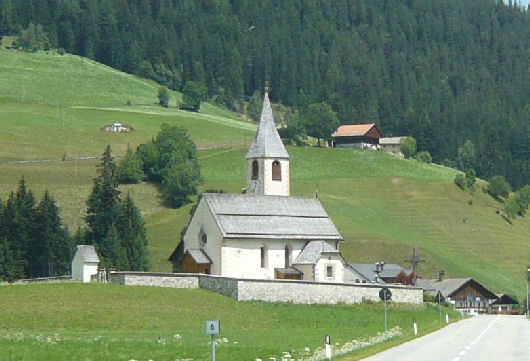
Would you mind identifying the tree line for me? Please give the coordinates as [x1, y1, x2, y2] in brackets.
[0, 0, 528, 187]
[0, 178, 72, 281]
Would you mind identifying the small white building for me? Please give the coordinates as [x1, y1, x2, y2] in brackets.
[170, 88, 354, 283]
[72, 245, 100, 283]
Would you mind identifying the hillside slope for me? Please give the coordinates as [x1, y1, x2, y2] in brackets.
[0, 51, 528, 301]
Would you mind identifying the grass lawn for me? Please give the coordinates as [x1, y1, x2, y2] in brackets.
[0, 283, 461, 361]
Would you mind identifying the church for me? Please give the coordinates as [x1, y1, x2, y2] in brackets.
[170, 88, 354, 283]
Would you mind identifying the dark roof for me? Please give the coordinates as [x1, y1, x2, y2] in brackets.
[246, 92, 289, 159]
[186, 249, 212, 264]
[275, 267, 303, 276]
[426, 278, 497, 300]
[202, 193, 343, 240]
[492, 294, 518, 305]
[348, 263, 411, 282]
[294, 241, 340, 265]
[75, 245, 99, 263]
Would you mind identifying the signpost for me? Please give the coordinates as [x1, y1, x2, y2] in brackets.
[206, 320, 220, 361]
[379, 287, 392, 338]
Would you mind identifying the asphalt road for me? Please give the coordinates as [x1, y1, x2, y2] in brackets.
[361, 315, 529, 361]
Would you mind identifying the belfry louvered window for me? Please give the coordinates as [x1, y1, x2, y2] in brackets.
[272, 160, 281, 180]
[252, 160, 259, 179]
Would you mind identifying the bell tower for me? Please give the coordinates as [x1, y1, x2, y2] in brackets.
[246, 84, 290, 196]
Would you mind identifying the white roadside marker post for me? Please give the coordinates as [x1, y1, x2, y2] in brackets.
[206, 320, 220, 361]
[325, 335, 331, 360]
[446, 313, 449, 324]
[413, 318, 418, 336]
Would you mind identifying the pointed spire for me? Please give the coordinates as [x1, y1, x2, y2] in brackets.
[246, 84, 289, 159]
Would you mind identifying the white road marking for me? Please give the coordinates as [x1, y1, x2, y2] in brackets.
[452, 316, 500, 361]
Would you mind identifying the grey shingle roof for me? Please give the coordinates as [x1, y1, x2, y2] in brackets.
[348, 263, 410, 282]
[426, 278, 472, 297]
[76, 245, 99, 263]
[245, 92, 289, 159]
[187, 249, 212, 264]
[294, 241, 340, 265]
[203, 193, 342, 240]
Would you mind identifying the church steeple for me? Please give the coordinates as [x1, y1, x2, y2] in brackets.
[246, 85, 290, 196]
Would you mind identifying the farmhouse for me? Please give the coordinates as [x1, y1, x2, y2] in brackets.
[170, 89, 352, 283]
[425, 277, 497, 314]
[331, 123, 383, 149]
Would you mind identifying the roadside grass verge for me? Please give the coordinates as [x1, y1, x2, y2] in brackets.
[0, 283, 460, 360]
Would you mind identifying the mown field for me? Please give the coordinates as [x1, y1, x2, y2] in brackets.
[0, 283, 460, 361]
[0, 50, 528, 304]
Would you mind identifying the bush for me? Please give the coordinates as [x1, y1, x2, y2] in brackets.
[57, 48, 65, 55]
[465, 169, 476, 189]
[416, 151, 432, 163]
[454, 174, 466, 189]
[486, 175, 511, 200]
[400, 137, 417, 159]
[514, 185, 530, 216]
[157, 87, 170, 108]
[180, 81, 206, 112]
[117, 146, 144, 184]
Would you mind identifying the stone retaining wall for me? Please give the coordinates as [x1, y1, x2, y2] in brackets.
[109, 272, 199, 289]
[108, 272, 423, 304]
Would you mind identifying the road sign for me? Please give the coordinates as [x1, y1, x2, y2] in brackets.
[379, 287, 392, 301]
[206, 320, 220, 335]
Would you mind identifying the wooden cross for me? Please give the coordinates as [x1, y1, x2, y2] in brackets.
[404, 247, 425, 286]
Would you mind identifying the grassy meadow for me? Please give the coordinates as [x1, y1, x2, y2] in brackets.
[0, 283, 460, 361]
[0, 49, 528, 304]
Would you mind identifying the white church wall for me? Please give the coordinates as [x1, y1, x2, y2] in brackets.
[183, 198, 224, 274]
[222, 239, 306, 279]
[263, 158, 290, 196]
[314, 256, 346, 283]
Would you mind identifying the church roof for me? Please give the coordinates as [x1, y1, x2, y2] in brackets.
[294, 241, 340, 265]
[202, 193, 342, 240]
[186, 249, 212, 265]
[246, 92, 289, 159]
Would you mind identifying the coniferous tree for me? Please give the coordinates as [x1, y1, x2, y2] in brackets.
[115, 192, 148, 271]
[86, 145, 120, 250]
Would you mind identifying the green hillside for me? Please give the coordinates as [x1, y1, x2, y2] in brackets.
[0, 283, 459, 361]
[0, 51, 528, 302]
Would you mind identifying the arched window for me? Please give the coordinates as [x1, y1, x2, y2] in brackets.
[284, 245, 290, 268]
[252, 160, 259, 179]
[272, 160, 281, 181]
[199, 229, 207, 246]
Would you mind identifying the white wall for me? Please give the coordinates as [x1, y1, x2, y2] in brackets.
[82, 263, 98, 283]
[263, 158, 290, 196]
[314, 256, 345, 283]
[183, 198, 224, 274]
[222, 239, 305, 279]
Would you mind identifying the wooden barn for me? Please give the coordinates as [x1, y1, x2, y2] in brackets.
[331, 124, 383, 149]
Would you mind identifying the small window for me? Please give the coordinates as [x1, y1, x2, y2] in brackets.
[326, 266, 334, 278]
[252, 160, 259, 179]
[201, 233, 207, 245]
[272, 160, 281, 180]
[284, 245, 290, 268]
[261, 246, 267, 268]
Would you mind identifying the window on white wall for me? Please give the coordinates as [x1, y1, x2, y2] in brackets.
[261, 245, 268, 268]
[326, 265, 334, 278]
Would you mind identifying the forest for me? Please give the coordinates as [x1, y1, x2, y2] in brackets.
[0, 0, 528, 188]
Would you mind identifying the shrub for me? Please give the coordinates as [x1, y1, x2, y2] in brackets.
[57, 48, 65, 55]
[157, 87, 170, 108]
[416, 151, 432, 163]
[400, 136, 417, 159]
[180, 81, 206, 112]
[486, 175, 511, 200]
[465, 169, 476, 189]
[454, 174, 466, 189]
[514, 185, 530, 216]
